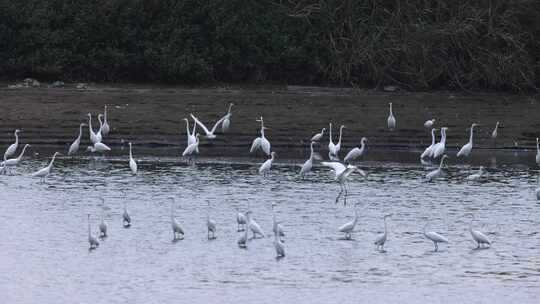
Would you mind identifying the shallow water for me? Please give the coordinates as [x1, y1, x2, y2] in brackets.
[1, 156, 539, 303]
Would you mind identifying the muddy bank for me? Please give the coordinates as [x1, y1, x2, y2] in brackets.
[0, 84, 539, 160]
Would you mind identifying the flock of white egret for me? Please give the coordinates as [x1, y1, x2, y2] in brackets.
[3, 101, 540, 258]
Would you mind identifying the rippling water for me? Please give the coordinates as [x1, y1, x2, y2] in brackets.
[1, 155, 539, 303]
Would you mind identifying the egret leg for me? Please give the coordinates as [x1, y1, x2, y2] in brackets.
[434, 242, 438, 252]
[336, 184, 343, 204]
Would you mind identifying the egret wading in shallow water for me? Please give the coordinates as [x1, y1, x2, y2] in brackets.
[300, 142, 317, 177]
[311, 128, 325, 142]
[424, 119, 435, 128]
[170, 197, 184, 240]
[259, 152, 276, 176]
[426, 155, 449, 181]
[432, 127, 448, 159]
[128, 142, 137, 174]
[322, 161, 366, 205]
[2, 144, 30, 173]
[184, 118, 197, 147]
[250, 117, 271, 156]
[4, 129, 21, 160]
[423, 221, 449, 252]
[344, 137, 367, 163]
[466, 166, 485, 181]
[221, 103, 234, 133]
[68, 123, 86, 156]
[468, 214, 491, 249]
[457, 123, 479, 158]
[328, 124, 345, 160]
[206, 201, 216, 240]
[88, 214, 99, 250]
[182, 134, 200, 164]
[274, 228, 285, 258]
[374, 214, 392, 251]
[86, 142, 111, 156]
[122, 201, 131, 228]
[246, 210, 265, 238]
[338, 204, 360, 239]
[31, 152, 61, 181]
[491, 121, 499, 140]
[536, 138, 540, 167]
[271, 203, 285, 242]
[190, 113, 226, 140]
[99, 198, 108, 238]
[421, 128, 438, 159]
[87, 113, 102, 144]
[101, 105, 110, 136]
[387, 102, 396, 130]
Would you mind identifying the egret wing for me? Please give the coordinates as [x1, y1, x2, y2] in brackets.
[190, 114, 211, 135]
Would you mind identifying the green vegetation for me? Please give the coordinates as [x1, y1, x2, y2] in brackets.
[1, 0, 538, 90]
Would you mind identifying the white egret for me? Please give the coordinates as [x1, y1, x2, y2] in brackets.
[31, 152, 61, 180]
[1, 144, 30, 172]
[184, 118, 197, 147]
[4, 129, 21, 160]
[190, 113, 226, 140]
[99, 198, 108, 238]
[170, 197, 184, 240]
[129, 142, 137, 174]
[246, 210, 265, 238]
[420, 128, 438, 159]
[122, 201, 131, 228]
[88, 214, 99, 250]
[68, 123, 87, 156]
[321, 161, 366, 205]
[271, 203, 285, 242]
[466, 166, 485, 181]
[259, 151, 276, 176]
[250, 117, 271, 156]
[432, 127, 448, 159]
[87, 113, 102, 144]
[221, 103, 234, 133]
[328, 123, 336, 160]
[274, 229, 285, 258]
[457, 123, 479, 157]
[338, 205, 359, 239]
[344, 137, 367, 163]
[426, 155, 448, 181]
[206, 201, 217, 240]
[299, 142, 316, 177]
[423, 222, 449, 252]
[86, 142, 111, 154]
[424, 119, 435, 128]
[536, 138, 540, 166]
[374, 214, 392, 251]
[101, 105, 110, 136]
[329, 125, 345, 160]
[468, 214, 491, 249]
[387, 102, 396, 130]
[491, 121, 499, 139]
[311, 128, 325, 142]
[182, 134, 200, 164]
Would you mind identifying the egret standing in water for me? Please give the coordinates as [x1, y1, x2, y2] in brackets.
[300, 142, 317, 177]
[68, 123, 87, 156]
[328, 124, 345, 160]
[87, 113, 102, 144]
[387, 102, 396, 130]
[338, 204, 360, 239]
[182, 134, 200, 165]
[190, 113, 226, 140]
[274, 229, 285, 258]
[344, 137, 367, 163]
[2, 144, 30, 173]
[184, 118, 197, 147]
[128, 142, 137, 174]
[491, 121, 499, 140]
[457, 123, 479, 158]
[467, 214, 491, 249]
[271, 203, 285, 242]
[432, 127, 448, 159]
[421, 128, 438, 159]
[88, 214, 99, 250]
[170, 197, 184, 240]
[4, 129, 21, 160]
[101, 105, 110, 136]
[86, 142, 111, 156]
[321, 162, 366, 205]
[221, 103, 234, 133]
[122, 201, 131, 228]
[423, 221, 449, 252]
[424, 119, 435, 128]
[206, 200, 217, 240]
[99, 198, 108, 238]
[426, 155, 449, 181]
[250, 117, 271, 156]
[246, 210, 265, 238]
[374, 214, 392, 251]
[259, 152, 276, 176]
[31, 152, 61, 181]
[466, 166, 485, 181]
[311, 128, 325, 142]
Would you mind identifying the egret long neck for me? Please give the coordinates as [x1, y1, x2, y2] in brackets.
[48, 154, 57, 169]
[431, 129, 436, 145]
[88, 115, 93, 134]
[17, 145, 28, 160]
[77, 125, 84, 140]
[14, 131, 19, 144]
[389, 103, 393, 116]
[329, 124, 333, 141]
[185, 120, 191, 136]
[469, 126, 475, 144]
[309, 143, 315, 159]
[338, 127, 344, 144]
[441, 129, 447, 144]
[129, 145, 133, 159]
[438, 157, 446, 169]
[104, 106, 108, 121]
